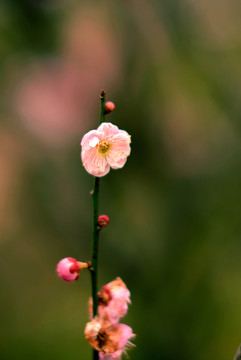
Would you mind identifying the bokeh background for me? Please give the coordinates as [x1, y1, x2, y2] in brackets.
[1, 0, 241, 359]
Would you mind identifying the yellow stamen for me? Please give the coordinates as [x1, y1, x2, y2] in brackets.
[98, 140, 110, 154]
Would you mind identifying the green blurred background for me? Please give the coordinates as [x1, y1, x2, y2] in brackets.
[1, 0, 241, 359]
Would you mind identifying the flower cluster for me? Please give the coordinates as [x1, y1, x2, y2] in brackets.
[56, 99, 134, 360]
[85, 278, 135, 360]
[56, 260, 135, 359]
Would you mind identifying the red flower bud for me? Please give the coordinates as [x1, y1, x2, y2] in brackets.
[104, 101, 115, 115]
[56, 257, 89, 282]
[98, 215, 110, 228]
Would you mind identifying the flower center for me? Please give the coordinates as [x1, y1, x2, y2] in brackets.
[98, 140, 110, 154]
[97, 329, 108, 348]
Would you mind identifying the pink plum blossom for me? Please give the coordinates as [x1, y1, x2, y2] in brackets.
[104, 278, 131, 304]
[81, 123, 131, 177]
[98, 278, 131, 324]
[98, 299, 129, 325]
[89, 278, 131, 324]
[97, 278, 130, 318]
[85, 318, 135, 355]
[56, 257, 87, 282]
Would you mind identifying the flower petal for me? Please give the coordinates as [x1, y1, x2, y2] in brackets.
[99, 350, 122, 360]
[118, 324, 134, 348]
[107, 157, 127, 170]
[81, 130, 101, 147]
[82, 147, 110, 177]
[97, 122, 119, 138]
[106, 133, 131, 169]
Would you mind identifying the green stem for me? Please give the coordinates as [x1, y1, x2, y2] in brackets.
[91, 176, 100, 317]
[99, 90, 105, 125]
[91, 91, 105, 360]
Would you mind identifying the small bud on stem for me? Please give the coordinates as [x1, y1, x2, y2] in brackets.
[98, 215, 110, 228]
[104, 101, 115, 115]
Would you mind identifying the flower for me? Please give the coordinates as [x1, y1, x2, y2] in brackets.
[86, 278, 134, 358]
[89, 278, 131, 324]
[98, 298, 129, 325]
[103, 278, 131, 304]
[98, 278, 131, 324]
[85, 318, 135, 355]
[56, 257, 88, 282]
[81, 122, 131, 177]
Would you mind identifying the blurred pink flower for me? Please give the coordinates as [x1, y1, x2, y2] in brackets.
[98, 298, 129, 326]
[99, 350, 122, 360]
[56, 257, 87, 282]
[104, 278, 131, 304]
[89, 278, 131, 324]
[85, 318, 135, 355]
[81, 123, 131, 177]
[15, 62, 97, 147]
[98, 278, 131, 324]
[62, 5, 122, 88]
[15, 4, 123, 148]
